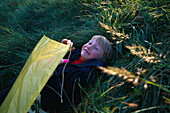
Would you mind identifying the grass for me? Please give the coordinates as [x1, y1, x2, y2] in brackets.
[0, 0, 169, 112]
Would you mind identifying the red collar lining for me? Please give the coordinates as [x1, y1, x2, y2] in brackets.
[71, 57, 84, 64]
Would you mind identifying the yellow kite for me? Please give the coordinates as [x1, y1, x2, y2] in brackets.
[0, 35, 69, 113]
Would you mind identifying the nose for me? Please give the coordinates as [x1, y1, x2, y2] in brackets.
[87, 44, 93, 50]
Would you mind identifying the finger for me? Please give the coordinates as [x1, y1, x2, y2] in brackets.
[70, 42, 73, 47]
[67, 40, 73, 47]
[71, 47, 75, 51]
[62, 39, 68, 44]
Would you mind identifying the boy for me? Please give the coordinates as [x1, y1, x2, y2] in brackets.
[40, 35, 113, 112]
[0, 35, 113, 112]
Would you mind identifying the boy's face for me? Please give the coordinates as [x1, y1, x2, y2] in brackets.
[81, 37, 104, 61]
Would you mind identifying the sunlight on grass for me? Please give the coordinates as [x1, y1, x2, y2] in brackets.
[98, 66, 140, 85]
[99, 22, 130, 42]
[98, 66, 170, 93]
[126, 44, 163, 63]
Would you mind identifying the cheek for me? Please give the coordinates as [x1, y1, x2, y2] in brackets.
[92, 51, 102, 58]
[95, 49, 104, 58]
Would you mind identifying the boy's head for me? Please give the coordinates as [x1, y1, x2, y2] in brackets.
[81, 35, 113, 62]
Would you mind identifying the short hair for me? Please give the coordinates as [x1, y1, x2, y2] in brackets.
[92, 35, 113, 62]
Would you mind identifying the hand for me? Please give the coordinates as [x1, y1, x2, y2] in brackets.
[61, 39, 75, 51]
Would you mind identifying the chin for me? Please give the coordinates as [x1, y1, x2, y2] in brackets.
[81, 54, 88, 61]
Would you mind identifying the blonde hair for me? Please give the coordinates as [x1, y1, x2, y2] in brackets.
[92, 35, 113, 62]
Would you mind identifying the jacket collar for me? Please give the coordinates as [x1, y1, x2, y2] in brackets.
[74, 58, 104, 67]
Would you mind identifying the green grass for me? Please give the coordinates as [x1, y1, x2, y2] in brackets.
[0, 0, 169, 112]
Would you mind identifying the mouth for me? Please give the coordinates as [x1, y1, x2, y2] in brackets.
[84, 49, 90, 55]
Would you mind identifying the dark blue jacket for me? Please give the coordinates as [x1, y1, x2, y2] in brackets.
[40, 49, 104, 112]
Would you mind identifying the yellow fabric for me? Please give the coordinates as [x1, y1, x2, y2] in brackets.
[0, 35, 69, 113]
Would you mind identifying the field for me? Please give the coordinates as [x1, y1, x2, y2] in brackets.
[0, 0, 169, 112]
